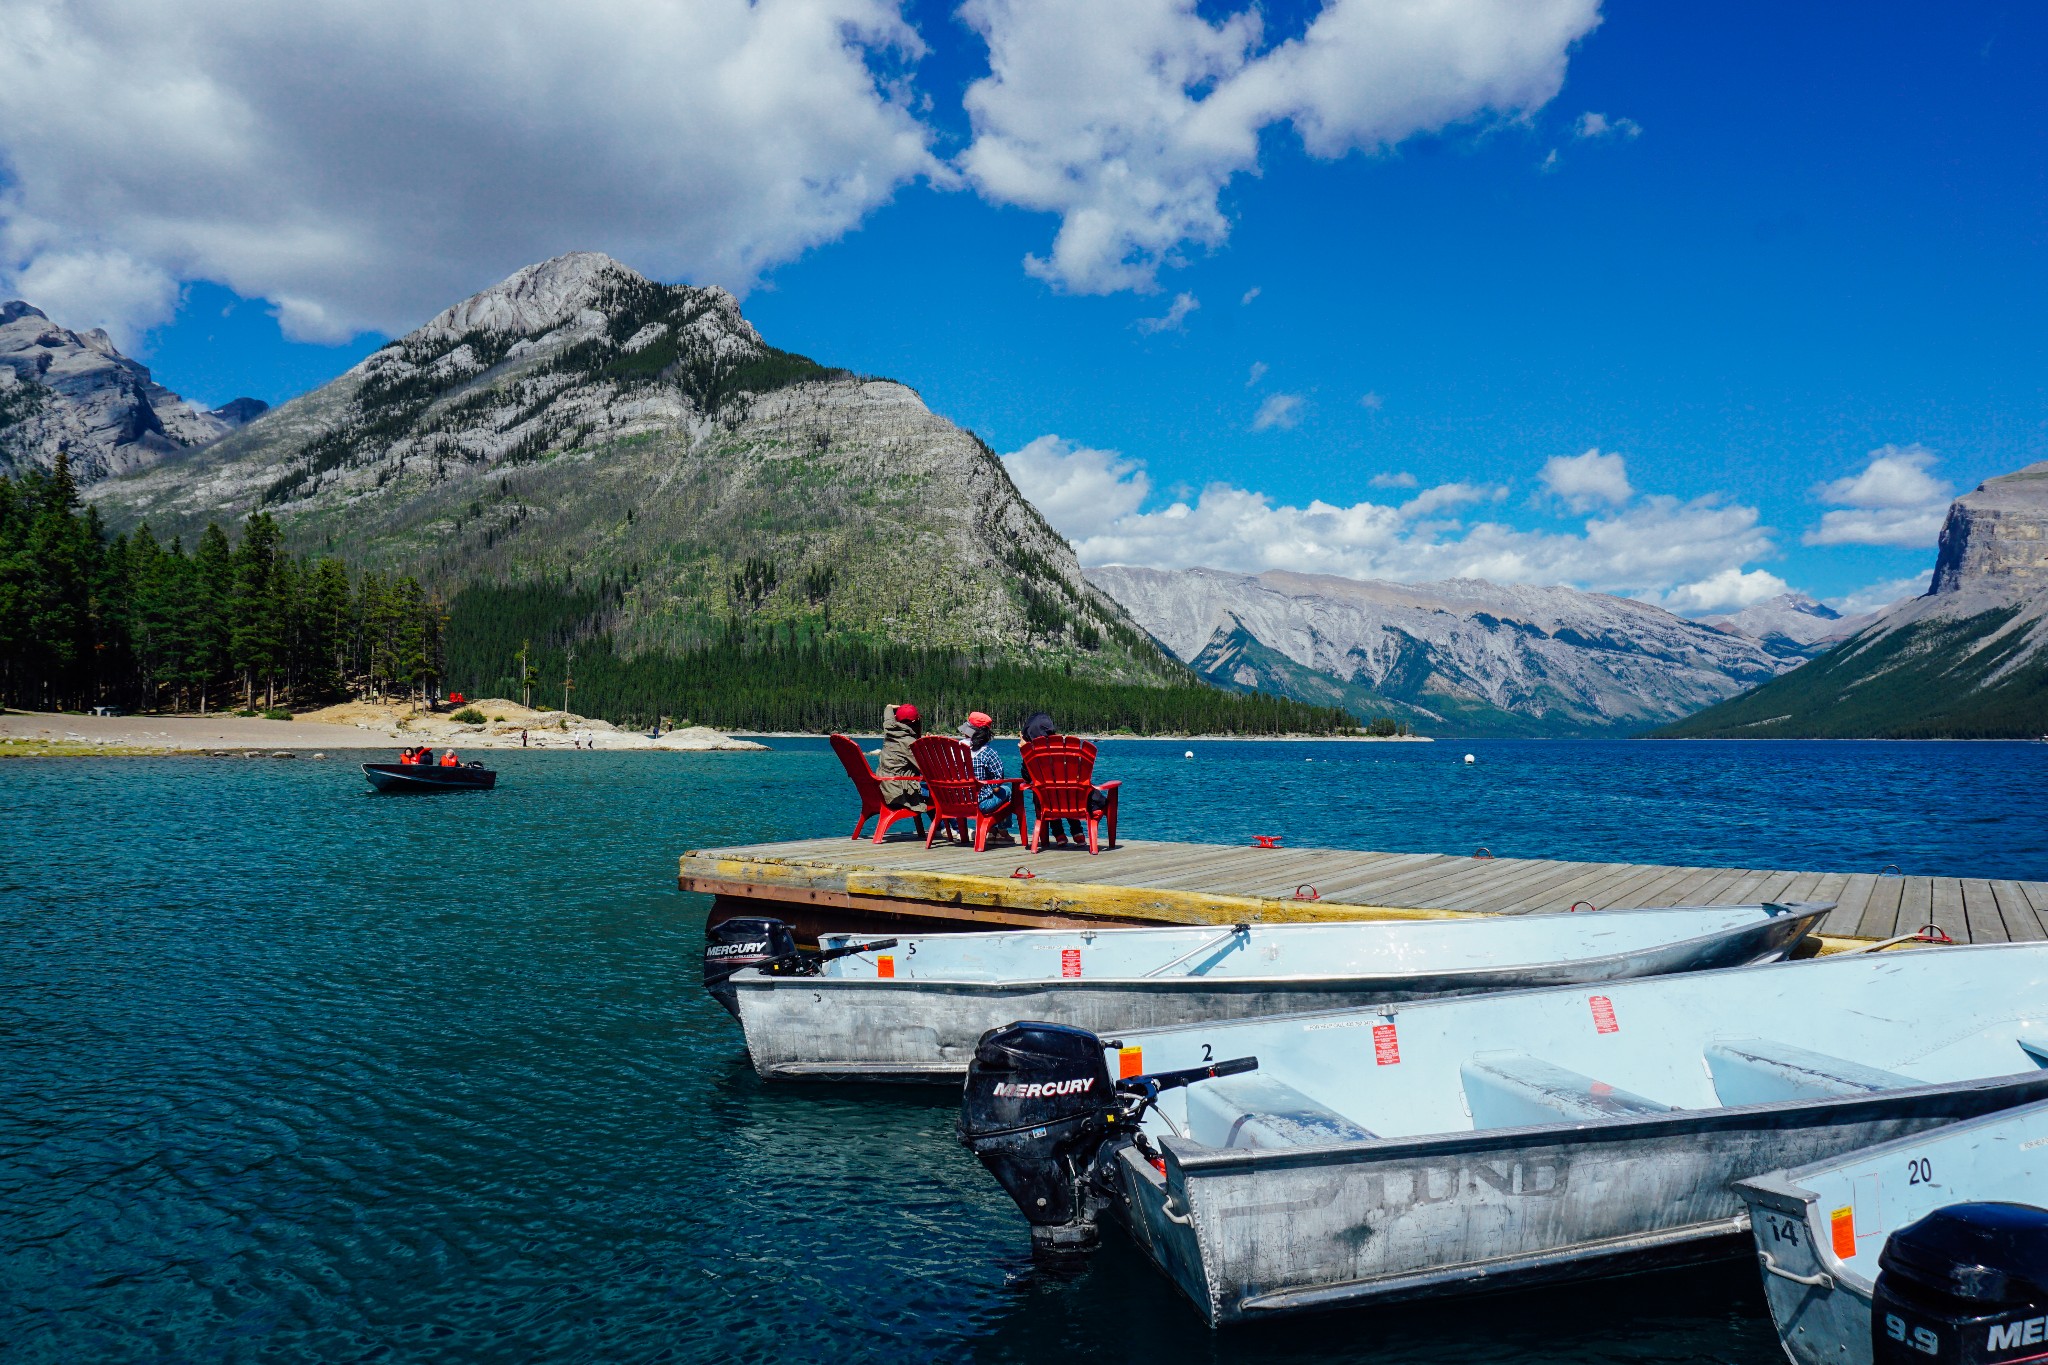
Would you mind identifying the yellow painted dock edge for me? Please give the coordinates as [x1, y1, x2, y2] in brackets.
[680, 850, 1489, 928]
[678, 849, 1892, 946]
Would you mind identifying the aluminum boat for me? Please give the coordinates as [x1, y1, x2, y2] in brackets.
[957, 944, 2048, 1326]
[1735, 1099, 2048, 1365]
[711, 902, 1830, 1081]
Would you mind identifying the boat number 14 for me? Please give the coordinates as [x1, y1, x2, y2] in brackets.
[1884, 1313, 1940, 1356]
[1763, 1214, 1800, 1246]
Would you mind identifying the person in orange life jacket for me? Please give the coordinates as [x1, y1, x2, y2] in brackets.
[1020, 710, 1107, 846]
[439, 749, 460, 767]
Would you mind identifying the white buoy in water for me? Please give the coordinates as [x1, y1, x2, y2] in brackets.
[1184, 750, 1194, 759]
[1463, 753, 1476, 764]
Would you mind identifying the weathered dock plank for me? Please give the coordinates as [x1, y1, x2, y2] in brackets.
[678, 836, 2048, 945]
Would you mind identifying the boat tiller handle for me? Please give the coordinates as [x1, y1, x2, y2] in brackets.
[1118, 1055, 1258, 1096]
[810, 937, 899, 965]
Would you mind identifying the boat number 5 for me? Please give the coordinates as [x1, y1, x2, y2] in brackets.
[1764, 1214, 1800, 1246]
[1884, 1313, 1940, 1355]
[1907, 1157, 1934, 1185]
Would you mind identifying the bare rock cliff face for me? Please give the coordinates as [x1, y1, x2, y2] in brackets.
[1930, 461, 2048, 597]
[0, 301, 264, 482]
[1088, 563, 1790, 735]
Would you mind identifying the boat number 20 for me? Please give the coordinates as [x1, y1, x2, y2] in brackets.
[1884, 1313, 1939, 1355]
[1906, 1156, 1934, 1185]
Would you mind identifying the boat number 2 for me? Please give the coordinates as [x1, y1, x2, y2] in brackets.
[1201, 1043, 1214, 1063]
[1907, 1156, 1934, 1185]
[1764, 1214, 1800, 1246]
[1883, 1313, 1940, 1355]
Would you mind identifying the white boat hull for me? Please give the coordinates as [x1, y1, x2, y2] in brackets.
[731, 903, 1828, 1081]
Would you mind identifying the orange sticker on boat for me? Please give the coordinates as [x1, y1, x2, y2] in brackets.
[1119, 1046, 1143, 1078]
[1060, 948, 1083, 978]
[1372, 1023, 1401, 1065]
[1831, 1207, 1856, 1258]
[1589, 996, 1619, 1034]
[876, 955, 895, 979]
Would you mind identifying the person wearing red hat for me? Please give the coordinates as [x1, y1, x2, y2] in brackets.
[958, 711, 1013, 837]
[875, 703, 928, 811]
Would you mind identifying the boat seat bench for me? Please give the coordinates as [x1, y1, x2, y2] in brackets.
[1186, 1074, 1377, 1149]
[1704, 1038, 1918, 1106]
[1461, 1053, 1673, 1130]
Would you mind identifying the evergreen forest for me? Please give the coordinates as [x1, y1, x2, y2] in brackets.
[1, 457, 1355, 734]
[0, 456, 447, 713]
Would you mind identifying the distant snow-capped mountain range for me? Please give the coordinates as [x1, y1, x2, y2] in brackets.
[1085, 566, 1897, 736]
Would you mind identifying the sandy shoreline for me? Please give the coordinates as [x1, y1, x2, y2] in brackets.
[0, 705, 766, 755]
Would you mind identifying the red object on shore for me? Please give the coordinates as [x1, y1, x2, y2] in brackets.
[1020, 735, 1120, 855]
[911, 735, 1023, 852]
[450, 692, 464, 704]
[828, 733, 927, 844]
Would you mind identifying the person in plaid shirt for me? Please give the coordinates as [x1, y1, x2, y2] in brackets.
[959, 710, 1013, 836]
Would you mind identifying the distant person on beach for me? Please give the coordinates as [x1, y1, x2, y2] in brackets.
[876, 704, 929, 811]
[960, 711, 1013, 838]
[1020, 711, 1108, 847]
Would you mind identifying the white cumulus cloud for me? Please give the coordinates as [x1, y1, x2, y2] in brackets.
[0, 0, 936, 342]
[1135, 291, 1199, 334]
[1804, 443, 1955, 548]
[1252, 392, 1305, 431]
[1006, 436, 1779, 600]
[1369, 470, 1418, 488]
[1540, 448, 1633, 510]
[956, 0, 1601, 293]
[1574, 111, 1640, 139]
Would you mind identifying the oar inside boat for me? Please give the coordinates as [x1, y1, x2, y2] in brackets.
[957, 1021, 1254, 1252]
[1140, 923, 1251, 979]
[701, 916, 897, 1017]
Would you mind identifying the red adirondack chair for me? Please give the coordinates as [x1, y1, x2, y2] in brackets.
[1020, 735, 1120, 854]
[910, 734, 1024, 851]
[828, 733, 926, 843]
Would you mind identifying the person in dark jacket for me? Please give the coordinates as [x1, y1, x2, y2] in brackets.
[875, 704, 928, 810]
[1019, 711, 1107, 846]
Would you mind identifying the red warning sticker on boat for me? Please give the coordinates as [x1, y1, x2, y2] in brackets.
[1372, 1023, 1401, 1065]
[1831, 1207, 1856, 1258]
[1060, 948, 1082, 978]
[1119, 1046, 1143, 1078]
[1589, 996, 1619, 1033]
[877, 955, 895, 979]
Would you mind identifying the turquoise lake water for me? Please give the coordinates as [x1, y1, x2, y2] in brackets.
[6, 737, 2048, 1362]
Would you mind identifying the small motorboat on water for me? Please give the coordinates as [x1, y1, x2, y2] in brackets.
[957, 943, 2048, 1326]
[705, 903, 1830, 1081]
[1735, 1100, 2048, 1365]
[362, 761, 497, 792]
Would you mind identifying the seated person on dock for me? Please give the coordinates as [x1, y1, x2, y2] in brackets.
[876, 704, 929, 811]
[1021, 711, 1109, 847]
[960, 711, 1014, 838]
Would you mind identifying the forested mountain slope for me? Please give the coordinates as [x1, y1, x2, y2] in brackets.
[1660, 462, 2048, 738]
[88, 253, 1167, 681]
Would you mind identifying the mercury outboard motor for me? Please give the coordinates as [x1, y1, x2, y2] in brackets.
[701, 917, 899, 1018]
[959, 1021, 1255, 1251]
[702, 917, 799, 1017]
[1872, 1202, 2048, 1363]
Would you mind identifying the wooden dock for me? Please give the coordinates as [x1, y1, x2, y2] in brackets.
[679, 836, 2048, 946]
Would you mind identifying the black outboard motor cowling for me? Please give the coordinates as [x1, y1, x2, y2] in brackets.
[959, 1022, 1120, 1249]
[1873, 1202, 2048, 1363]
[702, 916, 799, 1017]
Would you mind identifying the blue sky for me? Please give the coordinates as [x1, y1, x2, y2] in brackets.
[4, 0, 2042, 615]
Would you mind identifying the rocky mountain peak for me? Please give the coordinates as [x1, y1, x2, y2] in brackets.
[1930, 460, 2048, 598]
[1, 301, 265, 483]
